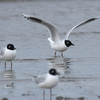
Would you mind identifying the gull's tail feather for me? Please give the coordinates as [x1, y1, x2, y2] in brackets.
[24, 73, 36, 81]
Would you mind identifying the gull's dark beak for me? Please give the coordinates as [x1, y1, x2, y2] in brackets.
[57, 72, 60, 75]
[72, 44, 74, 46]
[14, 48, 16, 49]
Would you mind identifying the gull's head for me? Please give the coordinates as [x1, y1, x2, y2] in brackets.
[49, 68, 60, 76]
[65, 40, 74, 47]
[7, 44, 16, 50]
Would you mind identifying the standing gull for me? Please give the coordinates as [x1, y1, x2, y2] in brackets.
[22, 14, 100, 57]
[1, 44, 17, 69]
[24, 68, 59, 100]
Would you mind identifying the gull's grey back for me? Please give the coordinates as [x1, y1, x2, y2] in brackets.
[35, 74, 47, 84]
[1, 47, 5, 56]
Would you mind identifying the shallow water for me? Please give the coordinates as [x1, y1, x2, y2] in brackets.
[0, 0, 100, 100]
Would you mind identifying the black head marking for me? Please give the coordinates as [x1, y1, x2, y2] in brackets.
[65, 40, 74, 47]
[49, 68, 59, 76]
[7, 44, 16, 50]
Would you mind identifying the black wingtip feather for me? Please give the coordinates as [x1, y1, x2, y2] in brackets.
[27, 17, 42, 23]
[85, 18, 97, 23]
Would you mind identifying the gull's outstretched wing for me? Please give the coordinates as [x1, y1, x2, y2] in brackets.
[66, 16, 100, 40]
[22, 14, 60, 42]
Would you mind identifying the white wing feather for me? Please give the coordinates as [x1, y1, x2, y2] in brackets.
[66, 16, 100, 40]
[22, 14, 60, 43]
[22, 14, 100, 41]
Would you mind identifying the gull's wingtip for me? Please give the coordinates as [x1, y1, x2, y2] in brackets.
[22, 13, 31, 18]
[95, 16, 100, 19]
[22, 13, 27, 18]
[22, 13, 26, 17]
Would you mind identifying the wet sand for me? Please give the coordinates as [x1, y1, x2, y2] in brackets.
[0, 0, 100, 100]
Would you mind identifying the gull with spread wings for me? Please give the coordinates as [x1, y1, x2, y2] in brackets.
[22, 14, 100, 57]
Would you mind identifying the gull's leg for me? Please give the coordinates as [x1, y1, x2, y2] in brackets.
[43, 90, 45, 100]
[5, 62, 6, 69]
[50, 89, 52, 100]
[11, 62, 12, 69]
[61, 52, 63, 58]
[55, 51, 56, 57]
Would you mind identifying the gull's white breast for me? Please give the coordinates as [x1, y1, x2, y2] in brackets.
[1, 48, 16, 61]
[51, 41, 68, 52]
[38, 74, 58, 89]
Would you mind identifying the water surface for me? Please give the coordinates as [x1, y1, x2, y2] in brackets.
[0, 0, 100, 100]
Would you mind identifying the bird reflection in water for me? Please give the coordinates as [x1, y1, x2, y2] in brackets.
[48, 58, 71, 76]
[1, 69, 16, 89]
[5, 83, 14, 89]
[3, 69, 16, 79]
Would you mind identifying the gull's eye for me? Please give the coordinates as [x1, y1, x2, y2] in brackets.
[9, 46, 11, 48]
[51, 70, 54, 74]
[67, 42, 69, 44]
[7, 44, 15, 50]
